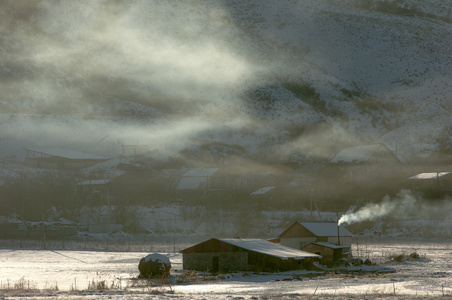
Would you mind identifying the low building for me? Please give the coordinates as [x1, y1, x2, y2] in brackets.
[406, 172, 452, 197]
[279, 221, 353, 251]
[319, 143, 406, 181]
[301, 242, 351, 266]
[176, 168, 231, 202]
[177, 168, 228, 190]
[25, 148, 109, 170]
[329, 143, 405, 166]
[75, 179, 113, 205]
[250, 186, 276, 208]
[180, 238, 321, 273]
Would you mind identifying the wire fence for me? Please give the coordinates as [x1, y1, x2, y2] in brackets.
[0, 235, 208, 253]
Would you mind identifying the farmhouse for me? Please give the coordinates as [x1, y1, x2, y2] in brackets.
[176, 168, 231, 202]
[319, 143, 406, 180]
[279, 221, 353, 263]
[250, 186, 276, 208]
[24, 148, 109, 170]
[177, 168, 228, 190]
[329, 143, 405, 165]
[75, 179, 113, 205]
[180, 238, 321, 272]
[75, 169, 170, 205]
[235, 169, 292, 193]
[406, 172, 452, 197]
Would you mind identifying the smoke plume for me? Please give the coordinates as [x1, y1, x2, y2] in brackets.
[338, 189, 417, 225]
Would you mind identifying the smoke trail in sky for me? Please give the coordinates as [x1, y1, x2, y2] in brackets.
[338, 190, 417, 225]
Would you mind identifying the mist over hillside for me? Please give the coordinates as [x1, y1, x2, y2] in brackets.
[1, 0, 451, 163]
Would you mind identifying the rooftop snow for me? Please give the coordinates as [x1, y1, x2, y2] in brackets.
[76, 179, 112, 186]
[218, 238, 321, 260]
[299, 222, 353, 237]
[312, 242, 349, 249]
[26, 148, 108, 160]
[330, 145, 379, 163]
[408, 172, 452, 180]
[250, 186, 275, 195]
[176, 168, 220, 190]
[176, 177, 206, 190]
[329, 143, 406, 164]
[183, 168, 219, 177]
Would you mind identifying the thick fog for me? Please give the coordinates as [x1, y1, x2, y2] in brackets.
[1, 0, 451, 162]
[2, 1, 261, 158]
[1, 1, 452, 235]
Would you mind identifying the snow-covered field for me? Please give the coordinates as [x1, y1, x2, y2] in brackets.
[1, 238, 451, 299]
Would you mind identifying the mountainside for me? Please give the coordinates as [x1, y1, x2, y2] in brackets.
[1, 0, 451, 163]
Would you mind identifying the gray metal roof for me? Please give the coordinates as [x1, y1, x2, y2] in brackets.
[176, 168, 220, 190]
[76, 179, 112, 186]
[299, 221, 353, 237]
[408, 172, 452, 180]
[330, 145, 377, 163]
[218, 238, 321, 260]
[183, 168, 219, 177]
[177, 177, 206, 190]
[330, 143, 406, 164]
[250, 186, 275, 195]
[312, 242, 349, 249]
[27, 148, 108, 160]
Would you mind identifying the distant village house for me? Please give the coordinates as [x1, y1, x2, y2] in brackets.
[320, 143, 406, 180]
[250, 186, 276, 208]
[176, 168, 231, 202]
[406, 172, 452, 197]
[25, 148, 109, 170]
[75, 179, 113, 205]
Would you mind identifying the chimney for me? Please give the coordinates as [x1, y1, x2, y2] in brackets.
[337, 213, 341, 245]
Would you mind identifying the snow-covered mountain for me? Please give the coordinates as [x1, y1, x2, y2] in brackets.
[1, 0, 451, 163]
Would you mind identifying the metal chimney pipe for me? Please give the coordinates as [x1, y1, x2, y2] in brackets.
[337, 213, 341, 245]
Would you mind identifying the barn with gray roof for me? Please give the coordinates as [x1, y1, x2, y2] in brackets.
[279, 221, 353, 250]
[180, 238, 321, 272]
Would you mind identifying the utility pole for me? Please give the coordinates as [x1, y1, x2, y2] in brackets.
[308, 183, 321, 220]
[42, 201, 46, 250]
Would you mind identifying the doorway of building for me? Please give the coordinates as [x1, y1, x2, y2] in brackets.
[212, 256, 219, 272]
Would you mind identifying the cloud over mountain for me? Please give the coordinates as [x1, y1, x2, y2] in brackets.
[1, 0, 451, 162]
